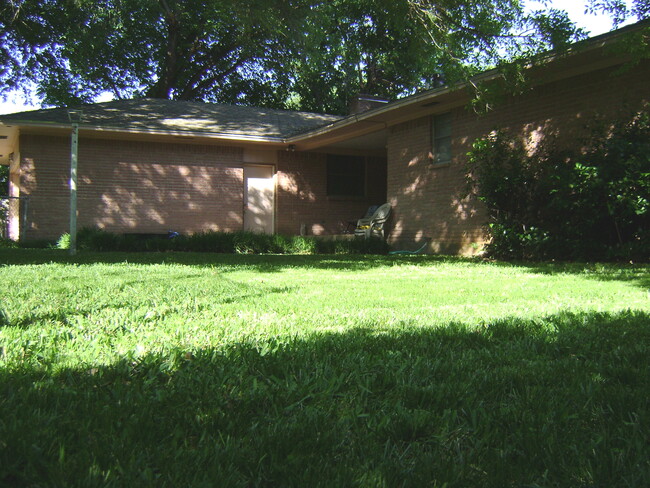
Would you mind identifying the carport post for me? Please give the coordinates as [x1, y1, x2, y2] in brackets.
[67, 109, 82, 255]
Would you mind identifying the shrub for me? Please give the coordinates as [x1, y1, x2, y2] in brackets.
[233, 231, 271, 254]
[18, 238, 54, 249]
[56, 233, 70, 249]
[290, 236, 318, 254]
[182, 231, 234, 253]
[467, 106, 650, 261]
[0, 237, 18, 249]
[77, 227, 122, 251]
[65, 228, 390, 255]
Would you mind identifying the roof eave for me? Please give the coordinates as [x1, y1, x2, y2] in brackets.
[2, 121, 288, 145]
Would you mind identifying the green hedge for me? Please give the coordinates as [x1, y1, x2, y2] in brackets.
[467, 106, 650, 261]
[0, 237, 18, 249]
[49, 227, 390, 255]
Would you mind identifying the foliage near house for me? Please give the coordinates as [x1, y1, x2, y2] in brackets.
[0, 165, 8, 240]
[0, 165, 7, 189]
[47, 227, 390, 255]
[467, 106, 650, 261]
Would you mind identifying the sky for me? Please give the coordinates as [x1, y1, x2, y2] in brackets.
[526, 0, 625, 34]
[0, 0, 635, 115]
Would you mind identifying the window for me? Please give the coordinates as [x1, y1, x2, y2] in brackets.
[431, 112, 452, 165]
[326, 154, 365, 197]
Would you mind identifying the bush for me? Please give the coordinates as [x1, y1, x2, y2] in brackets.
[68, 227, 389, 255]
[0, 237, 18, 249]
[467, 106, 650, 261]
[77, 227, 122, 251]
[18, 239, 54, 249]
[56, 233, 70, 249]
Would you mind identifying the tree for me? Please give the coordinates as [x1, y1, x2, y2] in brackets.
[585, 0, 650, 25]
[1, 0, 310, 107]
[1, 0, 643, 114]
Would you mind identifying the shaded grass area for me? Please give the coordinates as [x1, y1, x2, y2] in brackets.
[1, 251, 649, 486]
[3, 312, 650, 487]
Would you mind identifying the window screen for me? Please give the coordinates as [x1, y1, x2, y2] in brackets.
[326, 155, 365, 197]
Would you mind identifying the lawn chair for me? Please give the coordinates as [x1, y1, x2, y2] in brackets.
[345, 205, 378, 233]
[355, 203, 391, 239]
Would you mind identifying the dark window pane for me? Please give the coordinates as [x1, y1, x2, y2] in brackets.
[327, 155, 365, 197]
[432, 113, 452, 165]
[434, 112, 452, 138]
[436, 136, 452, 164]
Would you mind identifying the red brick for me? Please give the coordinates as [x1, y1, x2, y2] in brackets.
[386, 63, 650, 255]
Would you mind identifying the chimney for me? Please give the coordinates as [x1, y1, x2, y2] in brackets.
[349, 94, 390, 115]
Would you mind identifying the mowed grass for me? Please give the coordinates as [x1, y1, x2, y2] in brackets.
[1, 250, 649, 487]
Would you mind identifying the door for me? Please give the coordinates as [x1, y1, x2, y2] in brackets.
[243, 165, 274, 234]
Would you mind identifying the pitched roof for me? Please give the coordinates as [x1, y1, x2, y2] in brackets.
[0, 98, 343, 141]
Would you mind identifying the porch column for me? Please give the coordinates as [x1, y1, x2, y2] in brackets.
[68, 109, 82, 255]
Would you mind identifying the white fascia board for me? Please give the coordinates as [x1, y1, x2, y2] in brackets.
[0, 121, 287, 145]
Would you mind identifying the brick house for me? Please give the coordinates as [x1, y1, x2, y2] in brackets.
[1, 21, 648, 253]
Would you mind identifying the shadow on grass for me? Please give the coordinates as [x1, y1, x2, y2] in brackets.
[489, 260, 650, 291]
[2, 310, 650, 487]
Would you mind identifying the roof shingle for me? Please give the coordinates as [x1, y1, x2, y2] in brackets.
[0, 98, 343, 140]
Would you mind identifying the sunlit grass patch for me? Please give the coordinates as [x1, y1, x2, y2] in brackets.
[1, 250, 649, 486]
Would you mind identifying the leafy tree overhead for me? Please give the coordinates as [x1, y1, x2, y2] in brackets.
[0, 0, 646, 113]
[1, 0, 311, 108]
[288, 0, 583, 113]
[585, 0, 650, 25]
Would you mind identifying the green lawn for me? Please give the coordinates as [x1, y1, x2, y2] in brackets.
[1, 249, 649, 487]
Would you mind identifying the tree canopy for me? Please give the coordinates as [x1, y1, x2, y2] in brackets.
[0, 0, 647, 114]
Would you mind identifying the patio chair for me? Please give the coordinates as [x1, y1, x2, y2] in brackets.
[345, 205, 379, 233]
[354, 203, 391, 239]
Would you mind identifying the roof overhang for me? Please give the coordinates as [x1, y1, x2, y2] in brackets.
[8, 122, 290, 148]
[287, 87, 467, 151]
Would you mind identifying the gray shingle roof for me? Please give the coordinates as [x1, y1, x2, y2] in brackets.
[0, 98, 343, 140]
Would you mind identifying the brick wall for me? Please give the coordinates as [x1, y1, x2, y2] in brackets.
[276, 150, 387, 235]
[19, 135, 245, 240]
[18, 133, 388, 241]
[387, 62, 650, 255]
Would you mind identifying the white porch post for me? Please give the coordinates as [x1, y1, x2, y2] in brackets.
[67, 109, 82, 255]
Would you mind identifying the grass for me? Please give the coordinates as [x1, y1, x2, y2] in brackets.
[1, 249, 649, 487]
